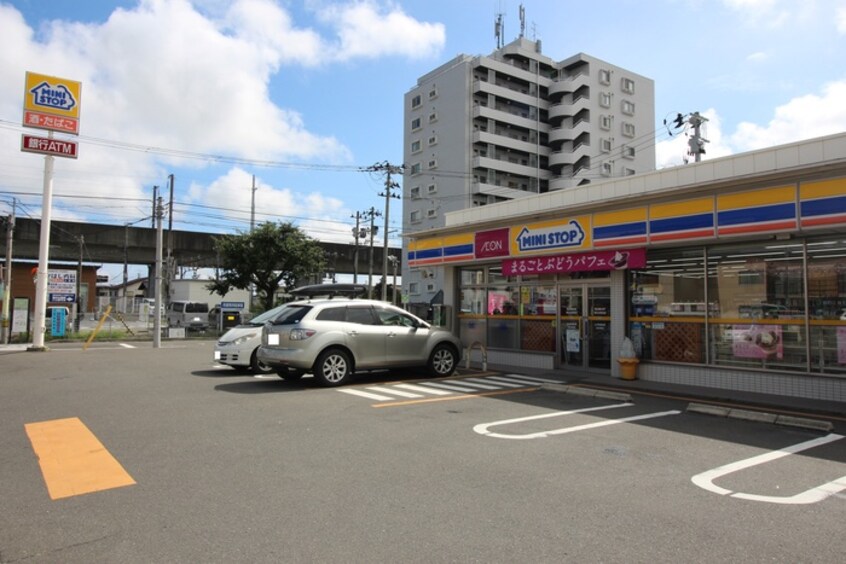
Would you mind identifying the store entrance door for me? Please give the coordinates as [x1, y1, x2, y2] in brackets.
[559, 284, 611, 371]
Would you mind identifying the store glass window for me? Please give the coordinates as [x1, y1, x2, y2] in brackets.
[707, 242, 807, 372]
[806, 235, 846, 375]
[520, 285, 557, 352]
[629, 248, 705, 363]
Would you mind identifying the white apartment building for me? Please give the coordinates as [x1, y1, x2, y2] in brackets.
[403, 37, 655, 310]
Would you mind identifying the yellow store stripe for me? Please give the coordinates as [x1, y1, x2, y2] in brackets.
[593, 207, 647, 227]
[800, 178, 846, 200]
[443, 232, 474, 246]
[650, 197, 714, 219]
[717, 185, 794, 210]
[25, 417, 136, 500]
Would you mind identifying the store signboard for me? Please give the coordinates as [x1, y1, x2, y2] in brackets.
[23, 72, 82, 134]
[502, 248, 646, 276]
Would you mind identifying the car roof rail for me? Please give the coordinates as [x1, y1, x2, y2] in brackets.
[289, 283, 369, 299]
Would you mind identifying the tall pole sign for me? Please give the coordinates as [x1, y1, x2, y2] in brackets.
[22, 72, 82, 351]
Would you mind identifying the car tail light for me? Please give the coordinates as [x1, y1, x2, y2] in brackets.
[290, 328, 316, 341]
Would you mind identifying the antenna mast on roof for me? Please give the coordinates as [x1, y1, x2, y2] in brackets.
[495, 11, 504, 48]
[519, 4, 526, 38]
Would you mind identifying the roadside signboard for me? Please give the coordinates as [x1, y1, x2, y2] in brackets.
[49, 293, 76, 303]
[21, 134, 78, 159]
[23, 72, 82, 135]
[220, 301, 245, 309]
[47, 270, 76, 300]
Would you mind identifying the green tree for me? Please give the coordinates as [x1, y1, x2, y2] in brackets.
[207, 222, 325, 311]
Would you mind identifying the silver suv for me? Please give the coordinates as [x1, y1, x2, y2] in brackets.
[257, 298, 462, 386]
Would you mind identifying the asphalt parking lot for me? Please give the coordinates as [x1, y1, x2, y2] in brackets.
[1, 340, 844, 563]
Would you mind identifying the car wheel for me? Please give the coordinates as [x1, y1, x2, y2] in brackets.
[276, 369, 305, 381]
[313, 348, 352, 387]
[250, 350, 275, 375]
[428, 344, 457, 377]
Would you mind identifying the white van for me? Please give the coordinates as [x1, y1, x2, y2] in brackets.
[167, 301, 209, 331]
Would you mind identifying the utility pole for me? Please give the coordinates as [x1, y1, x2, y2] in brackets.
[1, 199, 15, 344]
[75, 235, 83, 332]
[370, 161, 403, 302]
[351, 211, 362, 284]
[688, 112, 709, 163]
[362, 207, 380, 298]
[249, 174, 256, 312]
[166, 174, 174, 308]
[151, 185, 158, 228]
[153, 196, 164, 348]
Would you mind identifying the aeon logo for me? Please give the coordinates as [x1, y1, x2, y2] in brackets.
[475, 228, 510, 258]
[480, 240, 504, 253]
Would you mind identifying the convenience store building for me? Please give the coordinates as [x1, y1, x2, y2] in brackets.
[407, 132, 846, 404]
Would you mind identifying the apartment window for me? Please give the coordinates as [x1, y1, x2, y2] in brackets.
[428, 88, 438, 99]
[622, 145, 635, 158]
[623, 167, 636, 176]
[427, 159, 438, 170]
[601, 161, 613, 176]
[410, 140, 421, 153]
[599, 92, 612, 108]
[426, 282, 436, 293]
[409, 282, 420, 294]
[426, 208, 438, 219]
[411, 94, 422, 108]
[427, 183, 438, 195]
[600, 115, 612, 130]
[411, 117, 421, 131]
[622, 122, 636, 137]
[621, 77, 635, 94]
[621, 100, 635, 115]
[428, 135, 438, 146]
[409, 186, 421, 199]
[599, 69, 611, 85]
[410, 210, 422, 223]
[428, 111, 438, 123]
[409, 162, 421, 175]
[600, 138, 612, 153]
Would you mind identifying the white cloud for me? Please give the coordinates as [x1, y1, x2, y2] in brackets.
[836, 6, 846, 33]
[0, 0, 445, 226]
[721, 0, 790, 28]
[317, 1, 446, 61]
[746, 51, 768, 62]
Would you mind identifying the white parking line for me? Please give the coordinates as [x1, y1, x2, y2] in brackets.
[474, 403, 681, 439]
[118, 343, 136, 349]
[394, 383, 454, 396]
[691, 433, 846, 504]
[460, 378, 508, 390]
[421, 381, 482, 393]
[337, 388, 395, 401]
[365, 386, 423, 399]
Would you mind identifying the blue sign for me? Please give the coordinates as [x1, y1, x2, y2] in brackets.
[51, 308, 67, 337]
[220, 301, 245, 309]
[49, 293, 76, 303]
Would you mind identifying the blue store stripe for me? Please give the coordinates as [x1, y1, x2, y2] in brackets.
[650, 213, 713, 234]
[594, 222, 647, 240]
[801, 195, 846, 217]
[717, 202, 795, 226]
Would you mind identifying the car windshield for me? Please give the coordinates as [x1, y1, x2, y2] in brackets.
[270, 304, 311, 325]
[248, 304, 295, 325]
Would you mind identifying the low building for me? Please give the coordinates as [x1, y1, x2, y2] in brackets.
[407, 131, 846, 405]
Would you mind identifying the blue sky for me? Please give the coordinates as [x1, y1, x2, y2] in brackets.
[1, 0, 845, 281]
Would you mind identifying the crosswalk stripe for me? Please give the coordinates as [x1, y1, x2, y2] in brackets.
[394, 383, 453, 396]
[337, 388, 395, 401]
[487, 375, 549, 386]
[366, 386, 423, 398]
[421, 381, 482, 393]
[455, 378, 506, 390]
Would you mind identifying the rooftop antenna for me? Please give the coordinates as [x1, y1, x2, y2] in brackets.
[495, 11, 504, 48]
[519, 4, 526, 38]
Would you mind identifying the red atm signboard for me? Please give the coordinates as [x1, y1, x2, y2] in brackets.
[21, 134, 78, 159]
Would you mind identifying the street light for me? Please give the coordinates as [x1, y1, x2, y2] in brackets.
[387, 255, 399, 306]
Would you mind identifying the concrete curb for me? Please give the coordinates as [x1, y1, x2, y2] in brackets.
[687, 402, 834, 431]
[542, 383, 632, 403]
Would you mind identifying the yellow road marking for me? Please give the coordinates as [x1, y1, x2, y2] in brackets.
[24, 417, 136, 500]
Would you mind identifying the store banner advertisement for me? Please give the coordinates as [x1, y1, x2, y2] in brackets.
[732, 325, 784, 359]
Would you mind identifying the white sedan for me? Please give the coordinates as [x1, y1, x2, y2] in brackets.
[214, 304, 291, 374]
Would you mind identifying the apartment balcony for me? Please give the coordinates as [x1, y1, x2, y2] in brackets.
[473, 79, 540, 108]
[473, 155, 552, 179]
[548, 72, 589, 96]
[473, 104, 550, 133]
[472, 180, 539, 200]
[473, 130, 550, 156]
[548, 95, 590, 121]
[475, 57, 553, 89]
[548, 119, 591, 144]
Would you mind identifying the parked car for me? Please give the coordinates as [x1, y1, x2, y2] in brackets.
[167, 300, 209, 331]
[214, 304, 291, 374]
[257, 297, 462, 387]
